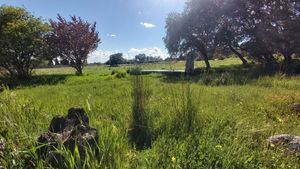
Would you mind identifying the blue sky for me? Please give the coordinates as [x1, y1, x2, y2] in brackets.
[0, 0, 185, 62]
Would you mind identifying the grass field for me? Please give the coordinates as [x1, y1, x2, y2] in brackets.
[1, 58, 300, 168]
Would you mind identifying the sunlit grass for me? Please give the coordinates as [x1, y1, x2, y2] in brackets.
[1, 58, 300, 168]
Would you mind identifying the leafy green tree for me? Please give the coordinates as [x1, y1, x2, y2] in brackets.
[223, 0, 299, 71]
[165, 0, 300, 73]
[0, 6, 49, 79]
[106, 53, 126, 67]
[164, 0, 220, 72]
[135, 54, 147, 63]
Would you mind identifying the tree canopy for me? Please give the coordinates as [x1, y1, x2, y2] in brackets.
[106, 53, 126, 67]
[0, 6, 49, 79]
[47, 15, 100, 75]
[164, 0, 300, 73]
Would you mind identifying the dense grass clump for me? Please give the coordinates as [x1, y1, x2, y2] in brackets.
[129, 75, 152, 150]
[167, 83, 199, 135]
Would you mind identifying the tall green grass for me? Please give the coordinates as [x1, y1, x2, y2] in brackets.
[129, 75, 152, 150]
[0, 58, 300, 168]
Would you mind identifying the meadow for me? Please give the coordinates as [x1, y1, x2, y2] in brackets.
[1, 58, 300, 168]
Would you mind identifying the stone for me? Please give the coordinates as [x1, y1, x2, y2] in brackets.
[0, 138, 6, 169]
[290, 103, 300, 113]
[267, 134, 300, 154]
[185, 52, 196, 74]
[0, 139, 5, 151]
[37, 107, 99, 167]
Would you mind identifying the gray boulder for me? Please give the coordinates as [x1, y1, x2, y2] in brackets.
[0, 138, 6, 169]
[37, 107, 99, 167]
[290, 103, 300, 114]
[268, 134, 300, 154]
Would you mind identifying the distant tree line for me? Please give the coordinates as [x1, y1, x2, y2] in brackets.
[164, 0, 300, 73]
[106, 53, 163, 67]
[0, 6, 100, 79]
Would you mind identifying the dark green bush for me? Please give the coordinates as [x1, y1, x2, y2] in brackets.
[111, 70, 127, 78]
[115, 70, 127, 78]
[127, 67, 142, 75]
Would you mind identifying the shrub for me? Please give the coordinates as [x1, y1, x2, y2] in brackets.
[111, 69, 127, 78]
[215, 72, 232, 85]
[201, 73, 213, 85]
[127, 67, 142, 75]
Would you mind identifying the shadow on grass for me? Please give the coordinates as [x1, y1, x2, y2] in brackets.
[0, 74, 72, 89]
[160, 64, 278, 86]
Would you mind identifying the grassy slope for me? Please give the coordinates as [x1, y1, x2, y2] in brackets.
[1, 58, 300, 168]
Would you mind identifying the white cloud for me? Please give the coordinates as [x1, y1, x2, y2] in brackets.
[140, 22, 156, 28]
[87, 47, 169, 63]
[88, 50, 114, 63]
[127, 47, 168, 59]
[106, 33, 117, 37]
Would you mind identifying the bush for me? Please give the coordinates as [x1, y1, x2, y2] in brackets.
[114, 70, 127, 78]
[215, 72, 232, 85]
[127, 67, 142, 75]
[201, 72, 233, 86]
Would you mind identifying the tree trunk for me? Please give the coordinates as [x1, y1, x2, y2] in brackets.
[283, 53, 292, 73]
[74, 59, 84, 75]
[264, 54, 279, 72]
[202, 52, 211, 71]
[48, 60, 53, 66]
[194, 40, 211, 71]
[229, 45, 248, 65]
[15, 65, 31, 80]
[75, 67, 83, 76]
[185, 53, 195, 74]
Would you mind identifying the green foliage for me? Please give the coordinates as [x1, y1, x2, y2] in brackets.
[127, 67, 142, 75]
[106, 53, 126, 67]
[111, 69, 127, 78]
[0, 5, 49, 79]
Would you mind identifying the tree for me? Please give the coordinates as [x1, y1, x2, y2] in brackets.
[259, 0, 300, 71]
[223, 0, 299, 71]
[54, 58, 60, 66]
[164, 0, 224, 72]
[165, 0, 300, 73]
[214, 26, 248, 65]
[134, 54, 162, 63]
[135, 54, 147, 63]
[106, 53, 126, 67]
[0, 6, 49, 79]
[164, 12, 200, 73]
[60, 58, 70, 65]
[47, 15, 100, 75]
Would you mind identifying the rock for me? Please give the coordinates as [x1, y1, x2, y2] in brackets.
[37, 107, 99, 167]
[0, 139, 5, 151]
[267, 134, 300, 154]
[0, 138, 6, 169]
[290, 103, 300, 114]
